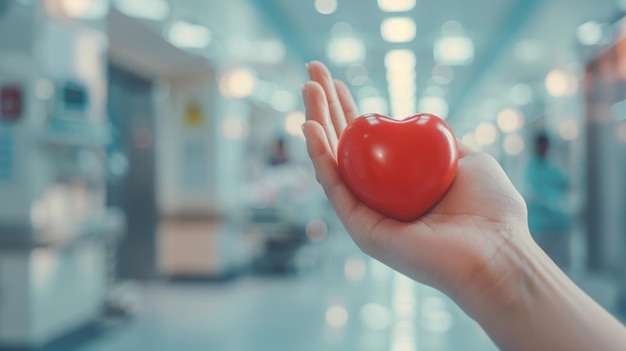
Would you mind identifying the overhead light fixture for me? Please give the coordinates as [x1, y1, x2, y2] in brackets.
[419, 97, 449, 119]
[497, 108, 525, 133]
[284, 111, 306, 138]
[385, 49, 416, 71]
[461, 133, 481, 151]
[377, 0, 416, 12]
[167, 21, 211, 49]
[315, 0, 337, 15]
[346, 64, 369, 86]
[434, 36, 474, 65]
[577, 21, 603, 46]
[432, 65, 454, 85]
[385, 50, 417, 119]
[503, 134, 525, 156]
[359, 96, 388, 115]
[545, 69, 577, 97]
[114, 0, 169, 21]
[475, 122, 498, 146]
[387, 72, 416, 87]
[441, 20, 464, 36]
[327, 37, 366, 65]
[219, 68, 257, 99]
[559, 119, 580, 140]
[381, 17, 416, 43]
[60, 0, 108, 19]
[331, 22, 353, 38]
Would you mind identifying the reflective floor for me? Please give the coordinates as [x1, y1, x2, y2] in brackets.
[74, 234, 498, 351]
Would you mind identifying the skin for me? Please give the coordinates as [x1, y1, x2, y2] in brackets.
[302, 61, 626, 350]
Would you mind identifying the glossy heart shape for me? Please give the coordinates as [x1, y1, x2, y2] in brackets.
[337, 113, 459, 222]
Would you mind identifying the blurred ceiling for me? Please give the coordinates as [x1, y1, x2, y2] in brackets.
[249, 0, 622, 130]
[111, 0, 624, 132]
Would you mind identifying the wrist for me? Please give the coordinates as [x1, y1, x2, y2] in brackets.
[458, 226, 626, 350]
[455, 225, 538, 320]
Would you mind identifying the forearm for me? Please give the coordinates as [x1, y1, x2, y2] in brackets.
[464, 232, 626, 350]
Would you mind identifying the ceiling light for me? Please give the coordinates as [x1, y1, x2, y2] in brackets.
[545, 69, 577, 97]
[219, 68, 257, 99]
[388, 87, 416, 100]
[434, 36, 474, 65]
[419, 97, 448, 119]
[377, 0, 416, 12]
[167, 21, 211, 49]
[432, 65, 454, 85]
[559, 119, 580, 140]
[327, 37, 366, 64]
[359, 96, 388, 115]
[387, 71, 416, 86]
[461, 133, 481, 151]
[284, 111, 306, 137]
[326, 305, 349, 328]
[392, 105, 416, 119]
[503, 134, 524, 156]
[315, 0, 337, 15]
[331, 22, 353, 38]
[475, 122, 498, 146]
[114, 0, 169, 21]
[347, 64, 369, 86]
[381, 17, 416, 43]
[385, 49, 416, 71]
[344, 256, 367, 282]
[497, 108, 524, 133]
[441, 20, 464, 35]
[60, 0, 108, 19]
[577, 21, 603, 46]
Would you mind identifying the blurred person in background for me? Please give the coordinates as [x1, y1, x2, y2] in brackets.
[525, 132, 571, 269]
[268, 137, 290, 166]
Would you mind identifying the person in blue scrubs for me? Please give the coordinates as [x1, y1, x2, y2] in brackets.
[525, 133, 571, 269]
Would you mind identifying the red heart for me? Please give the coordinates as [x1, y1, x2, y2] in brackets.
[337, 113, 459, 222]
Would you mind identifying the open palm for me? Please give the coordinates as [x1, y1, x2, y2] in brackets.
[302, 61, 532, 303]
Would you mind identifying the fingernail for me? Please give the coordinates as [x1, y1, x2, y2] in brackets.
[300, 84, 305, 92]
[305, 63, 310, 70]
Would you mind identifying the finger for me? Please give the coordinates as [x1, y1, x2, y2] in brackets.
[334, 79, 359, 124]
[302, 121, 387, 240]
[307, 61, 348, 138]
[303, 82, 339, 155]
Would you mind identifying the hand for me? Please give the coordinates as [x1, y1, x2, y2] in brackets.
[302, 61, 532, 308]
